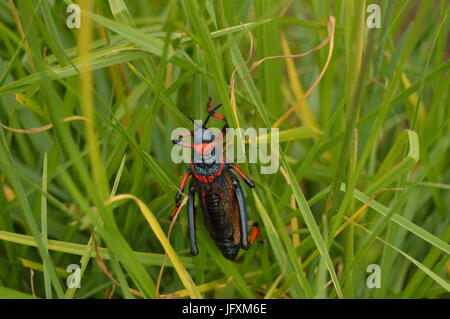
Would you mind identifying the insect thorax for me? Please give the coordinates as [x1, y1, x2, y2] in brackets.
[192, 159, 222, 177]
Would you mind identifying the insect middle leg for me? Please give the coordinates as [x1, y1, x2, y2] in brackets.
[187, 184, 199, 256]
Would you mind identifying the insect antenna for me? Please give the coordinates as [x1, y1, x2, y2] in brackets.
[203, 103, 223, 126]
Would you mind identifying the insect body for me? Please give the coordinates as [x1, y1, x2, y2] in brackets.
[171, 98, 257, 260]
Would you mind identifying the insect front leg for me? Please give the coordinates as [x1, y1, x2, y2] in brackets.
[172, 130, 194, 149]
[230, 164, 255, 188]
[187, 184, 199, 256]
[170, 170, 191, 219]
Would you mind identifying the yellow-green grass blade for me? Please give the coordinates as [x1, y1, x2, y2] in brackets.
[87, 12, 172, 58]
[348, 186, 450, 255]
[0, 48, 147, 97]
[40, 152, 52, 299]
[108, 0, 135, 26]
[367, 130, 419, 194]
[19, 258, 69, 278]
[0, 132, 65, 298]
[196, 226, 255, 299]
[0, 286, 39, 299]
[0, 230, 194, 268]
[107, 195, 202, 299]
[65, 154, 127, 299]
[253, 191, 314, 298]
[281, 157, 344, 298]
[248, 126, 321, 144]
[348, 218, 450, 293]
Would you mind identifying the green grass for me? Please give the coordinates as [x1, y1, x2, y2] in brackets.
[0, 0, 449, 299]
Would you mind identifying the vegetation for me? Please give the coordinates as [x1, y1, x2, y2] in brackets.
[0, 0, 448, 299]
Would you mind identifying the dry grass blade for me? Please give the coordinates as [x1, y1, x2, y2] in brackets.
[155, 195, 188, 297]
[230, 22, 255, 128]
[0, 116, 86, 134]
[273, 16, 336, 128]
[279, 32, 319, 129]
[92, 235, 143, 298]
[229, 17, 335, 129]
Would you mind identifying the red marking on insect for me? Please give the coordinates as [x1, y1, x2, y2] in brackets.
[190, 161, 224, 183]
[249, 223, 263, 244]
[194, 142, 217, 156]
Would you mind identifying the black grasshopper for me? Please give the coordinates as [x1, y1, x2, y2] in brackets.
[171, 98, 260, 260]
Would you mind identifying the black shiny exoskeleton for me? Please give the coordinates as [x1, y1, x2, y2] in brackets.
[171, 98, 256, 260]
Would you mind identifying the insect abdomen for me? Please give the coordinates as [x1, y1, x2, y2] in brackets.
[197, 173, 241, 260]
[215, 240, 240, 260]
[205, 192, 220, 214]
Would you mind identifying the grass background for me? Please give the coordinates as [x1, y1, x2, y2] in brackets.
[0, 0, 449, 299]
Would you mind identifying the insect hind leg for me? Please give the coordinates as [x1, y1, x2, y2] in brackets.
[248, 222, 263, 245]
[233, 179, 250, 250]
